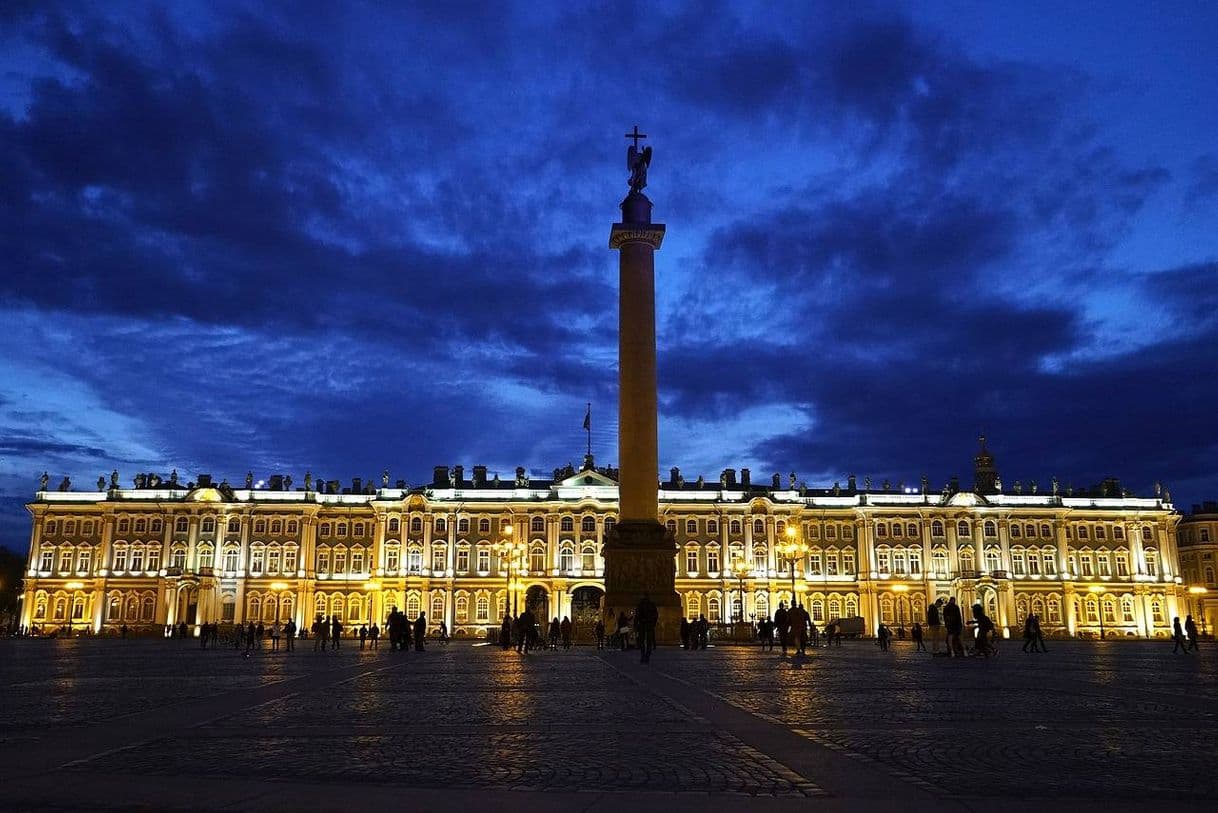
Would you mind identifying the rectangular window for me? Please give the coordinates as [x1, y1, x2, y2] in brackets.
[352, 550, 365, 573]
[477, 549, 490, 572]
[40, 550, 54, 572]
[114, 549, 128, 571]
[809, 553, 822, 575]
[147, 548, 161, 572]
[432, 548, 446, 572]
[334, 551, 346, 573]
[707, 549, 720, 573]
[408, 548, 422, 572]
[686, 550, 698, 575]
[826, 554, 839, 576]
[1027, 554, 1040, 575]
[1116, 556, 1128, 577]
[251, 551, 264, 574]
[59, 552, 72, 573]
[1097, 553, 1111, 577]
[1043, 553, 1056, 575]
[284, 549, 297, 573]
[268, 550, 281, 574]
[317, 551, 330, 573]
[842, 552, 855, 575]
[909, 553, 921, 575]
[877, 550, 890, 574]
[77, 549, 92, 574]
[1080, 555, 1093, 577]
[456, 549, 469, 572]
[131, 549, 144, 572]
[225, 549, 239, 572]
[386, 548, 400, 572]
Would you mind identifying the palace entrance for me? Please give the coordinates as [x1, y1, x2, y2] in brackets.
[525, 586, 550, 626]
[570, 585, 604, 642]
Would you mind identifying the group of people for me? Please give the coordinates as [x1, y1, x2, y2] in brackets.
[1173, 615, 1202, 653]
[235, 619, 296, 652]
[496, 611, 578, 652]
[758, 602, 843, 656]
[679, 614, 712, 649]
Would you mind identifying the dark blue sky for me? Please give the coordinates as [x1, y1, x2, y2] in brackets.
[2, 1, 1217, 550]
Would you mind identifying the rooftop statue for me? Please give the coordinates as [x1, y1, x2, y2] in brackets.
[625, 126, 651, 193]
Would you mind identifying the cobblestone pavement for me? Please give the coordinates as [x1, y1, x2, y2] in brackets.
[0, 637, 1215, 810]
[652, 639, 1218, 802]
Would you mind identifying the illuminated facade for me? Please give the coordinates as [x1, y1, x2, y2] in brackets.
[1178, 501, 1218, 636]
[21, 444, 1186, 639]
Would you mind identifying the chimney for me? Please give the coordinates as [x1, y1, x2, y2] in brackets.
[472, 465, 487, 487]
[269, 474, 284, 491]
[741, 468, 751, 488]
[847, 474, 857, 492]
[722, 468, 737, 488]
[669, 467, 681, 487]
[772, 473, 781, 489]
[352, 477, 362, 493]
[433, 466, 449, 487]
[197, 474, 213, 488]
[453, 465, 464, 486]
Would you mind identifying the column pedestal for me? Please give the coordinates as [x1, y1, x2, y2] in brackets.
[603, 520, 680, 644]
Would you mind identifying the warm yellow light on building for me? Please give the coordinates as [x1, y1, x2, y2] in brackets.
[891, 584, 910, 592]
[270, 581, 288, 591]
[1088, 584, 1106, 594]
[1189, 586, 1209, 595]
[363, 581, 378, 591]
[65, 581, 85, 590]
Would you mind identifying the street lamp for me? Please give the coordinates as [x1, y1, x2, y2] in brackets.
[1088, 584, 1107, 640]
[778, 525, 808, 612]
[731, 554, 752, 626]
[494, 523, 525, 618]
[1189, 586, 1208, 636]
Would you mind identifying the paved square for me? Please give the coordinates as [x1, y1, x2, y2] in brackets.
[1, 637, 1215, 810]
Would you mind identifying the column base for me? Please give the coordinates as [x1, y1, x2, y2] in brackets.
[603, 520, 681, 644]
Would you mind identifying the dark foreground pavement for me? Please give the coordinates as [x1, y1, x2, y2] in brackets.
[1, 636, 1215, 811]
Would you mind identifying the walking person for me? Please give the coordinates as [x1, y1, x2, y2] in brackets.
[439, 621, 449, 645]
[246, 620, 257, 653]
[413, 612, 427, 652]
[1022, 614, 1037, 653]
[313, 616, 325, 651]
[330, 615, 342, 649]
[944, 597, 965, 657]
[369, 622, 379, 649]
[679, 616, 691, 650]
[1185, 615, 1200, 652]
[359, 625, 367, 650]
[560, 616, 572, 650]
[594, 618, 605, 650]
[972, 603, 995, 658]
[617, 610, 630, 652]
[285, 619, 296, 651]
[927, 598, 944, 655]
[789, 603, 809, 656]
[1173, 617, 1191, 654]
[548, 617, 561, 650]
[1032, 613, 1046, 652]
[635, 592, 659, 664]
[270, 621, 282, 652]
[912, 621, 926, 652]
[774, 601, 790, 656]
[500, 615, 512, 650]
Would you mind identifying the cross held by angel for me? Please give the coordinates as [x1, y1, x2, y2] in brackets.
[625, 125, 652, 193]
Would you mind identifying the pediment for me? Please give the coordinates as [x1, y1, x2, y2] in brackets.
[559, 469, 618, 488]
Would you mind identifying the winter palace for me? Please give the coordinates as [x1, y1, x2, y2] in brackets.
[20, 440, 1197, 640]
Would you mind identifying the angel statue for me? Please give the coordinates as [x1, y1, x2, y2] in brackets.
[627, 143, 652, 193]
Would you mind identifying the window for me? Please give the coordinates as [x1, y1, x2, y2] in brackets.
[686, 519, 697, 535]
[388, 517, 400, 533]
[931, 520, 944, 537]
[288, 520, 298, 534]
[130, 547, 144, 572]
[559, 546, 574, 572]
[250, 549, 264, 574]
[270, 519, 282, 534]
[1079, 553, 1093, 577]
[827, 524, 838, 539]
[224, 548, 239, 572]
[583, 516, 597, 533]
[665, 519, 677, 533]
[1097, 552, 1111, 577]
[268, 548, 281, 574]
[811, 599, 824, 623]
[753, 519, 764, 536]
[1078, 526, 1089, 540]
[46, 521, 59, 535]
[1113, 525, 1124, 540]
[730, 520, 742, 535]
[1142, 525, 1153, 542]
[353, 522, 365, 537]
[877, 523, 888, 538]
[334, 549, 347, 573]
[114, 548, 128, 571]
[908, 549, 921, 575]
[932, 550, 948, 577]
[317, 549, 330, 573]
[877, 548, 890, 574]
[1145, 549, 1159, 577]
[892, 523, 903, 539]
[456, 547, 469, 572]
[476, 596, 490, 622]
[352, 549, 365, 573]
[1040, 523, 1051, 538]
[842, 551, 855, 575]
[284, 547, 297, 573]
[984, 521, 997, 538]
[530, 546, 545, 573]
[1026, 551, 1040, 575]
[561, 516, 574, 532]
[604, 517, 615, 534]
[1010, 524, 1022, 538]
[201, 517, 215, 533]
[456, 595, 469, 623]
[707, 596, 721, 623]
[257, 520, 268, 534]
[1151, 596, 1165, 623]
[337, 523, 348, 537]
[407, 594, 421, 617]
[40, 549, 54, 572]
[476, 548, 490, 572]
[753, 546, 767, 572]
[431, 594, 445, 620]
[531, 516, 545, 533]
[707, 547, 720, 573]
[321, 523, 332, 537]
[108, 595, 122, 621]
[581, 545, 596, 572]
[707, 519, 719, 535]
[411, 517, 422, 533]
[435, 518, 447, 534]
[432, 545, 447, 572]
[1096, 525, 1107, 540]
[117, 518, 129, 533]
[826, 552, 839, 576]
[386, 546, 400, 572]
[228, 517, 241, 533]
[134, 518, 146, 533]
[59, 550, 73, 573]
[1201, 529, 1211, 543]
[957, 521, 969, 538]
[1042, 550, 1057, 575]
[1121, 596, 1135, 623]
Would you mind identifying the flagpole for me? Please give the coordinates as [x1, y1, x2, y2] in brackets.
[585, 402, 592, 458]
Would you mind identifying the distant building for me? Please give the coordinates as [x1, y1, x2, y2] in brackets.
[1177, 501, 1218, 636]
[20, 440, 1186, 639]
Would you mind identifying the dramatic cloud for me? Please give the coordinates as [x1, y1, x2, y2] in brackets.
[1, 2, 1217, 550]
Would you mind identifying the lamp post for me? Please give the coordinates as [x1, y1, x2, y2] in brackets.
[65, 581, 85, 637]
[778, 525, 808, 612]
[1088, 584, 1106, 640]
[731, 554, 752, 626]
[1189, 586, 1208, 636]
[494, 524, 524, 618]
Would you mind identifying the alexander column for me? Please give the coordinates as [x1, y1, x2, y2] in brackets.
[603, 127, 680, 643]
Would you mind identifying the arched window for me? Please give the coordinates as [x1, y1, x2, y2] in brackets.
[665, 519, 677, 533]
[175, 517, 188, 533]
[1113, 525, 1124, 540]
[754, 593, 769, 620]
[270, 519, 282, 534]
[811, 599, 824, 623]
[686, 593, 701, 618]
[583, 516, 597, 533]
[407, 594, 421, 617]
[707, 519, 719, 535]
[529, 545, 545, 573]
[1120, 595, 1135, 623]
[475, 596, 490, 622]
[753, 518, 765, 536]
[287, 520, 298, 534]
[877, 522, 888, 538]
[707, 596, 721, 623]
[254, 520, 266, 533]
[685, 519, 697, 534]
[559, 545, 574, 573]
[431, 594, 445, 620]
[932, 549, 949, 577]
[560, 516, 574, 532]
[201, 517, 215, 533]
[581, 544, 596, 572]
[531, 516, 545, 533]
[730, 520, 742, 535]
[983, 520, 997, 538]
[957, 520, 970, 538]
[829, 596, 842, 619]
[248, 595, 262, 620]
[478, 518, 491, 534]
[892, 523, 903, 539]
[141, 595, 155, 621]
[410, 517, 422, 533]
[134, 518, 146, 533]
[985, 548, 1001, 572]
[1010, 524, 1022, 538]
[456, 595, 469, 623]
[1040, 523, 1051, 537]
[388, 517, 400, 533]
[107, 594, 122, 621]
[434, 517, 447, 534]
[931, 520, 944, 537]
[1150, 596, 1165, 624]
[775, 520, 786, 537]
[347, 596, 363, 622]
[1141, 525, 1153, 542]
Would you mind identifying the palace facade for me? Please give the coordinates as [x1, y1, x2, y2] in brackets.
[20, 442, 1188, 640]
[1178, 501, 1218, 635]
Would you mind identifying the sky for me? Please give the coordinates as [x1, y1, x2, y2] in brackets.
[1, 1, 1217, 552]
